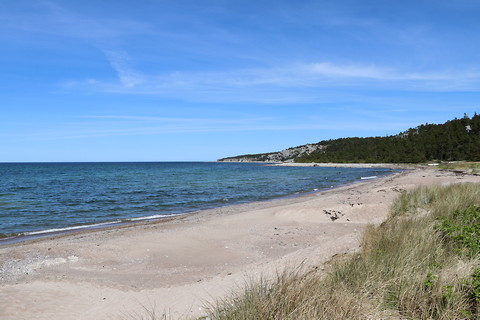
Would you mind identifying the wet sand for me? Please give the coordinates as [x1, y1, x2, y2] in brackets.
[1, 166, 479, 319]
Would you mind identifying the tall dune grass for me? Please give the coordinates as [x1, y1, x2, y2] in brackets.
[205, 183, 480, 319]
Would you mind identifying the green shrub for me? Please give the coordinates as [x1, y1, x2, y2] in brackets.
[436, 206, 480, 258]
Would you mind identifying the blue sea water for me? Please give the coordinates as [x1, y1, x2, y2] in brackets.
[0, 162, 396, 237]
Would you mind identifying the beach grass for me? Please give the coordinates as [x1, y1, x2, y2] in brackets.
[437, 161, 480, 175]
[202, 183, 480, 319]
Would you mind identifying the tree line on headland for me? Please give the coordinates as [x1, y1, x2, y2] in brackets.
[219, 113, 480, 163]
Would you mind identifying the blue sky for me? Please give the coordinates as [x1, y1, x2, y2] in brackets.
[1, 0, 479, 162]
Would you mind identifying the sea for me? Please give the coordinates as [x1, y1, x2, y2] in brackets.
[0, 162, 397, 242]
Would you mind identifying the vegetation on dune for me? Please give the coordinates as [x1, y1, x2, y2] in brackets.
[438, 162, 480, 175]
[203, 183, 480, 319]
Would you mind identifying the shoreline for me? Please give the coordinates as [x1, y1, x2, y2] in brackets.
[268, 162, 416, 169]
[0, 174, 393, 248]
[2, 166, 478, 320]
[220, 160, 416, 169]
[0, 163, 404, 246]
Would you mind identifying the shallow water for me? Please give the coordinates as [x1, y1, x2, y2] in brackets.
[0, 162, 396, 235]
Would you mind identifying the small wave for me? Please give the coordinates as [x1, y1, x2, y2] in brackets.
[125, 213, 185, 222]
[21, 213, 187, 236]
[23, 221, 121, 236]
[361, 176, 378, 180]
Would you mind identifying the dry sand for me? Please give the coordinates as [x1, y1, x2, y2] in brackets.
[1, 166, 479, 320]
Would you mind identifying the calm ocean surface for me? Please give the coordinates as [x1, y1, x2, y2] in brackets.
[0, 162, 396, 237]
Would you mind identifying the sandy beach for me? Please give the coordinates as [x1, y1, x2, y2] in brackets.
[1, 165, 479, 320]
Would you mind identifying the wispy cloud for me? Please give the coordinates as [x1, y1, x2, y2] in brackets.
[307, 62, 391, 79]
[303, 62, 480, 83]
[66, 59, 480, 104]
[102, 50, 145, 88]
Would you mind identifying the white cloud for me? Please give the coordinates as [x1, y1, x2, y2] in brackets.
[306, 62, 392, 79]
[102, 50, 145, 88]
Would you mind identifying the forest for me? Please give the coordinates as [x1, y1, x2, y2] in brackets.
[296, 113, 480, 163]
[220, 114, 480, 163]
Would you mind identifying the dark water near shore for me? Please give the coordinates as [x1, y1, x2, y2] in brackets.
[0, 162, 396, 236]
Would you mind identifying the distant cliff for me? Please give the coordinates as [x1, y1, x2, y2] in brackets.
[219, 144, 325, 162]
[218, 113, 480, 163]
